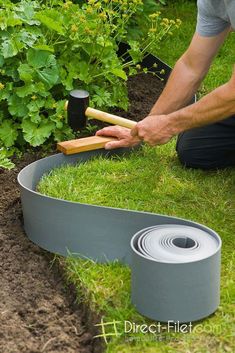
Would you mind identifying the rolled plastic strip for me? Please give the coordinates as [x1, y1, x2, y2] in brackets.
[18, 151, 221, 323]
[131, 224, 221, 323]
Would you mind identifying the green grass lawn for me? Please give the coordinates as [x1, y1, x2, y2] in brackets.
[39, 1, 235, 352]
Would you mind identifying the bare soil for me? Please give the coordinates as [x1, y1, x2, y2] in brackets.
[0, 73, 164, 353]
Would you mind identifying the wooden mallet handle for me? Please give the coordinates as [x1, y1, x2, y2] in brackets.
[85, 107, 136, 129]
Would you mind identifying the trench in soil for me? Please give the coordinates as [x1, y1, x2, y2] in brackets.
[0, 73, 164, 353]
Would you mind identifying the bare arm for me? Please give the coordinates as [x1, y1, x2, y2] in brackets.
[130, 28, 234, 145]
[97, 28, 230, 149]
[149, 29, 230, 115]
[166, 72, 235, 133]
[131, 72, 235, 146]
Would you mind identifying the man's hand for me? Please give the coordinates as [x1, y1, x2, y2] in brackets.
[96, 125, 141, 150]
[96, 114, 177, 149]
[131, 114, 176, 146]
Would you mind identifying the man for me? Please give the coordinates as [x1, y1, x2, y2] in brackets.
[96, 0, 235, 170]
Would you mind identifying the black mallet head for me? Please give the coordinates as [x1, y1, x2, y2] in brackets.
[67, 89, 89, 131]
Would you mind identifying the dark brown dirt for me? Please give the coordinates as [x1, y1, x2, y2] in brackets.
[0, 154, 101, 353]
[117, 72, 165, 120]
[0, 73, 164, 353]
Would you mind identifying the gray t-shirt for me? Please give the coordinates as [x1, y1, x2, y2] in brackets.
[196, 0, 234, 37]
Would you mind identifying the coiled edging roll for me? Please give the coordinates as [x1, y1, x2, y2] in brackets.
[18, 152, 222, 324]
[131, 224, 221, 323]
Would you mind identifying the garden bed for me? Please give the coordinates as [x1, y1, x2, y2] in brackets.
[0, 153, 106, 353]
[0, 158, 89, 353]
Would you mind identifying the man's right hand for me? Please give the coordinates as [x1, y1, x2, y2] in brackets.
[96, 125, 141, 150]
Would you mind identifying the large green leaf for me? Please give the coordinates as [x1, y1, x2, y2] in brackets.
[36, 66, 59, 88]
[18, 63, 33, 82]
[22, 118, 55, 146]
[28, 112, 41, 124]
[35, 10, 65, 35]
[2, 38, 24, 58]
[14, 0, 40, 25]
[0, 151, 15, 169]
[16, 82, 48, 98]
[0, 120, 18, 147]
[25, 49, 59, 88]
[27, 48, 56, 69]
[16, 84, 35, 98]
[16, 29, 40, 47]
[8, 94, 29, 117]
[110, 68, 127, 81]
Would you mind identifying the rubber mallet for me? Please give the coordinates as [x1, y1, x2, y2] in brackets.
[57, 90, 137, 155]
[65, 89, 136, 131]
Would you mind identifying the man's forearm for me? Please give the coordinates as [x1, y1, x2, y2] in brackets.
[168, 80, 235, 135]
[150, 56, 205, 115]
[130, 74, 235, 147]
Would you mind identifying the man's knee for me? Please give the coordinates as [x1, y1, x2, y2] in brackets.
[176, 117, 235, 169]
[176, 137, 201, 169]
[176, 133, 219, 170]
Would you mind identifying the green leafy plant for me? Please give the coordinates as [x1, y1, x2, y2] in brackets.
[0, 0, 180, 166]
[0, 148, 15, 169]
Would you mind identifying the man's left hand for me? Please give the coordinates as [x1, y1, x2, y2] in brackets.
[131, 114, 176, 146]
